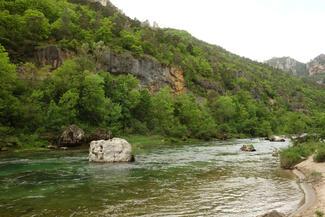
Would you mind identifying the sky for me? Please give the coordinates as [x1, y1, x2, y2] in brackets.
[110, 0, 325, 63]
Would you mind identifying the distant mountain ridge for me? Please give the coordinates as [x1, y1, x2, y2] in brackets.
[265, 57, 307, 76]
[265, 55, 325, 83]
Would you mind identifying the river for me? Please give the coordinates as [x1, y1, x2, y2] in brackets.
[0, 138, 302, 217]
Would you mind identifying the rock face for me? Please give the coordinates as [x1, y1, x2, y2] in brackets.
[307, 54, 325, 76]
[98, 50, 185, 93]
[36, 45, 72, 70]
[89, 138, 134, 163]
[35, 44, 186, 93]
[265, 54, 325, 83]
[240, 144, 256, 152]
[265, 57, 307, 76]
[59, 125, 85, 147]
[93, 0, 108, 6]
[258, 210, 285, 217]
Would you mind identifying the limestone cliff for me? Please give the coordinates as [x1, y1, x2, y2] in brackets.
[265, 55, 325, 84]
[265, 57, 307, 76]
[98, 50, 185, 93]
[307, 54, 325, 76]
[35, 45, 185, 93]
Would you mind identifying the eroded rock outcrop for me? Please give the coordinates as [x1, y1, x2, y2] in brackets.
[98, 50, 185, 93]
[89, 138, 134, 163]
[59, 125, 85, 147]
[265, 57, 307, 76]
[36, 45, 72, 69]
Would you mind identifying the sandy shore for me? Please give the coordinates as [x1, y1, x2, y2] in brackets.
[291, 157, 325, 217]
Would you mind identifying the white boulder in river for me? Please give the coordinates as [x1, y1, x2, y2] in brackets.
[89, 138, 134, 163]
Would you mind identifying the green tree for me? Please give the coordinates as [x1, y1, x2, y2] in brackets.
[120, 30, 144, 54]
[175, 94, 216, 139]
[0, 45, 20, 128]
[95, 18, 113, 44]
[151, 87, 186, 137]
[22, 9, 50, 41]
[79, 74, 109, 125]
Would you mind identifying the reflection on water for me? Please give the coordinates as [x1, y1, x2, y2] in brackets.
[0, 139, 302, 217]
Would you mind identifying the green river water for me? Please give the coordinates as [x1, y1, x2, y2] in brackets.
[0, 138, 302, 217]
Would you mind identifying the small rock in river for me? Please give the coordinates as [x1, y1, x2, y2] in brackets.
[240, 144, 256, 152]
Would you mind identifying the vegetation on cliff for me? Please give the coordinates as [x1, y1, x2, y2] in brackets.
[1, 0, 325, 149]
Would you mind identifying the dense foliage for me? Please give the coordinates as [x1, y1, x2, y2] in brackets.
[1, 0, 325, 149]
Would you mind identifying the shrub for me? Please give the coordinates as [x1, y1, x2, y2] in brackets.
[280, 142, 322, 168]
[314, 146, 325, 163]
[315, 210, 324, 217]
[280, 147, 305, 169]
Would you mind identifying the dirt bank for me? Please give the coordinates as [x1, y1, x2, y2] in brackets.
[292, 157, 325, 217]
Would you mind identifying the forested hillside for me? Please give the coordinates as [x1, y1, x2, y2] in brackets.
[1, 0, 325, 149]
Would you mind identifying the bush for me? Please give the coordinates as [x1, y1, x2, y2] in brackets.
[279, 145, 314, 169]
[314, 146, 325, 163]
[315, 210, 324, 217]
[280, 147, 305, 169]
[280, 142, 322, 168]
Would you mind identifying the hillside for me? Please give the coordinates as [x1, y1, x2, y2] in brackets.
[1, 0, 325, 149]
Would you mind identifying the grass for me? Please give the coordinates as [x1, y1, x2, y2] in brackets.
[280, 141, 325, 169]
[280, 142, 325, 169]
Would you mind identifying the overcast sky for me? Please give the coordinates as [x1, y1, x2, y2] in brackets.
[110, 0, 325, 63]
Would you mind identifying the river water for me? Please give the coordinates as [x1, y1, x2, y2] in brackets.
[0, 138, 302, 217]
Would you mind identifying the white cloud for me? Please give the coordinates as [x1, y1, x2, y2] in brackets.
[110, 0, 325, 63]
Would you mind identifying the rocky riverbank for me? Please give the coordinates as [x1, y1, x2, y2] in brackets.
[292, 157, 325, 217]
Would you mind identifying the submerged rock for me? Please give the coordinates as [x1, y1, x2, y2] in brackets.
[59, 125, 85, 147]
[0, 147, 9, 152]
[258, 210, 285, 217]
[89, 138, 134, 163]
[272, 148, 279, 157]
[240, 144, 256, 152]
[47, 145, 57, 150]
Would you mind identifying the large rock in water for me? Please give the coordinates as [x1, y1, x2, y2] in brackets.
[89, 138, 134, 163]
[59, 125, 85, 147]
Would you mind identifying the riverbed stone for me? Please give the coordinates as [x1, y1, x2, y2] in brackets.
[240, 144, 256, 152]
[89, 138, 134, 163]
[258, 210, 285, 217]
[59, 125, 85, 147]
[269, 135, 286, 142]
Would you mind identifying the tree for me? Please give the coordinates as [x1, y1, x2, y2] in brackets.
[79, 74, 109, 125]
[120, 30, 144, 54]
[101, 73, 140, 129]
[151, 87, 186, 137]
[0, 45, 20, 128]
[22, 9, 50, 41]
[95, 18, 113, 44]
[175, 94, 216, 139]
